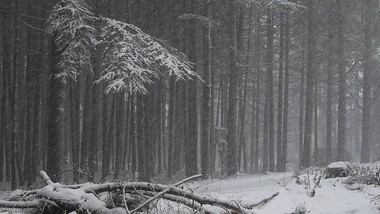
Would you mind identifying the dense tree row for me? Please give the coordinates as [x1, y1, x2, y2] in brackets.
[1, 0, 380, 189]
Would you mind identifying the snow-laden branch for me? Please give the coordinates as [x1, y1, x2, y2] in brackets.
[97, 17, 198, 93]
[46, 0, 95, 79]
[46, 0, 199, 94]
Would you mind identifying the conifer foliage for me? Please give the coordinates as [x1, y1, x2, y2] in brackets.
[46, 0, 95, 79]
[47, 0, 196, 92]
[45, 0, 197, 180]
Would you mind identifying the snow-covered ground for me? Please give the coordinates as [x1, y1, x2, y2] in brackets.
[192, 172, 380, 214]
[0, 168, 379, 213]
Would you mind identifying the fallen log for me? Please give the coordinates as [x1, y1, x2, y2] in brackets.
[0, 171, 268, 214]
[85, 182, 253, 213]
[0, 200, 42, 209]
[136, 190, 220, 214]
[130, 174, 202, 213]
[245, 192, 279, 209]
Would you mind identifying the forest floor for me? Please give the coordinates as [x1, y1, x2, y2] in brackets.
[191, 171, 380, 214]
[0, 167, 379, 213]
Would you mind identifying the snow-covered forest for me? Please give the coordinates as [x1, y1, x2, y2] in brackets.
[0, 0, 380, 213]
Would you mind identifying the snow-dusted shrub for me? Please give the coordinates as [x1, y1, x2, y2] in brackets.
[287, 203, 310, 214]
[293, 168, 322, 198]
[345, 164, 380, 186]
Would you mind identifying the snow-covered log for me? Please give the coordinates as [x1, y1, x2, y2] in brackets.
[85, 182, 253, 214]
[0, 171, 270, 214]
[244, 192, 279, 209]
[0, 200, 42, 209]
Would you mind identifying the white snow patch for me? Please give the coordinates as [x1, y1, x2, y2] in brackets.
[326, 161, 351, 170]
[190, 172, 380, 214]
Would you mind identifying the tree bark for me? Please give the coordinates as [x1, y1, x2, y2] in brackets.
[227, 0, 238, 175]
[167, 77, 175, 179]
[114, 92, 126, 179]
[47, 34, 66, 182]
[201, 0, 211, 178]
[337, 0, 346, 161]
[276, 12, 284, 172]
[299, 51, 305, 166]
[130, 93, 137, 178]
[361, 0, 374, 163]
[185, 0, 198, 178]
[264, 8, 275, 172]
[11, 0, 24, 188]
[326, 2, 334, 162]
[254, 10, 261, 171]
[70, 80, 80, 183]
[313, 75, 318, 162]
[101, 93, 112, 179]
[280, 13, 290, 172]
[302, 0, 316, 168]
[89, 3, 102, 181]
[80, 72, 93, 178]
[1, 0, 11, 183]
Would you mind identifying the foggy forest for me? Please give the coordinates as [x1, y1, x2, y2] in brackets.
[0, 0, 380, 213]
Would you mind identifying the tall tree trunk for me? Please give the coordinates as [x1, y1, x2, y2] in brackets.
[70, 80, 80, 183]
[326, 3, 334, 162]
[313, 76, 318, 162]
[173, 83, 182, 173]
[337, 0, 346, 161]
[10, 0, 17, 189]
[210, 32, 216, 175]
[280, 13, 290, 172]
[32, 0, 49, 183]
[236, 5, 245, 173]
[24, 0, 36, 185]
[130, 93, 137, 178]
[0, 22, 7, 182]
[114, 93, 126, 179]
[248, 8, 256, 173]
[89, 1, 101, 182]
[137, 95, 147, 181]
[0, 0, 3, 183]
[227, 0, 238, 176]
[299, 52, 305, 166]
[88, 73, 99, 182]
[361, 0, 374, 163]
[246, 6, 255, 174]
[156, 82, 162, 173]
[185, 1, 198, 178]
[265, 8, 275, 172]
[108, 96, 116, 173]
[254, 10, 261, 171]
[47, 34, 66, 182]
[239, 75, 248, 173]
[1, 0, 11, 183]
[167, 77, 175, 179]
[123, 93, 131, 171]
[80, 73, 93, 178]
[302, 0, 316, 168]
[201, 0, 211, 179]
[276, 12, 284, 172]
[11, 0, 24, 188]
[144, 93, 153, 180]
[101, 94, 111, 179]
